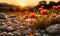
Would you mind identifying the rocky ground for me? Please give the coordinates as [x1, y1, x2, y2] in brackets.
[0, 19, 60, 36]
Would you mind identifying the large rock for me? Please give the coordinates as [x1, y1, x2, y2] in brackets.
[46, 24, 60, 34]
[55, 15, 60, 24]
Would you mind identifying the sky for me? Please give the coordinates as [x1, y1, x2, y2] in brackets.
[0, 0, 60, 7]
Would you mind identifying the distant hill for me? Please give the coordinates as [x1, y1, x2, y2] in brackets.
[0, 3, 27, 12]
[0, 3, 18, 7]
[0, 3, 20, 12]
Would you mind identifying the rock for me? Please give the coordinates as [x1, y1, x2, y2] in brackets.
[46, 24, 60, 34]
[6, 26, 14, 32]
[23, 30, 31, 35]
[0, 22, 7, 26]
[34, 32, 41, 36]
[0, 23, 4, 26]
[33, 30, 41, 36]
[7, 32, 14, 36]
[41, 30, 47, 33]
[0, 32, 7, 36]
[55, 15, 60, 24]
[42, 34, 49, 36]
[11, 19, 18, 24]
[0, 26, 6, 31]
[13, 31, 21, 36]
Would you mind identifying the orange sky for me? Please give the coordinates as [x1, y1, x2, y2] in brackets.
[0, 0, 60, 7]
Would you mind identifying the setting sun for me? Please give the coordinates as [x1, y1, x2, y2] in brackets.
[20, 2, 26, 7]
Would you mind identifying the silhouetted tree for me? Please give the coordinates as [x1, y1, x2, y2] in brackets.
[35, 1, 48, 9]
[48, 1, 57, 8]
[57, 1, 60, 5]
[35, 1, 59, 9]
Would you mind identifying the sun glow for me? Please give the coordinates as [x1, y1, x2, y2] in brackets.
[20, 2, 26, 7]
